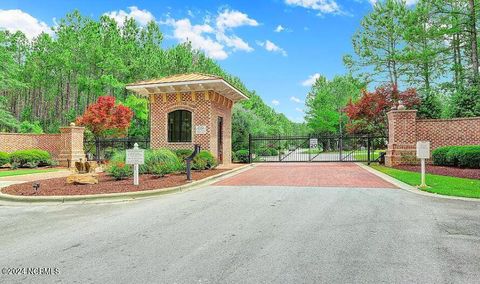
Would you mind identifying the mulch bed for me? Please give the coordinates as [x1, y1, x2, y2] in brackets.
[395, 165, 480, 180]
[1, 169, 227, 196]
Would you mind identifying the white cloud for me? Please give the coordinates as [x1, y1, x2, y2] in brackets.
[216, 9, 259, 32]
[290, 96, 304, 104]
[295, 107, 304, 113]
[164, 18, 228, 60]
[272, 99, 280, 106]
[163, 9, 258, 60]
[368, 0, 418, 6]
[256, 40, 287, 56]
[216, 32, 253, 52]
[0, 9, 52, 39]
[104, 6, 155, 26]
[301, 73, 320, 86]
[285, 0, 343, 15]
[275, 25, 285, 32]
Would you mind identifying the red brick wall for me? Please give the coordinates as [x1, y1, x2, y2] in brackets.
[416, 117, 480, 149]
[386, 110, 480, 166]
[0, 126, 86, 167]
[0, 133, 62, 157]
[150, 91, 233, 164]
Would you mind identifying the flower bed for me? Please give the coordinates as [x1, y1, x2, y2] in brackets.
[1, 170, 227, 196]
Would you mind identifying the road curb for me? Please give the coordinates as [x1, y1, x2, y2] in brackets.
[0, 164, 254, 205]
[356, 163, 480, 203]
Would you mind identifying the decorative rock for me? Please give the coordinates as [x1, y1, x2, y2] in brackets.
[70, 122, 76, 126]
[66, 174, 99, 185]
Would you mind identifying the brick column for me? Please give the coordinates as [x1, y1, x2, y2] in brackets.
[57, 123, 86, 167]
[385, 110, 417, 167]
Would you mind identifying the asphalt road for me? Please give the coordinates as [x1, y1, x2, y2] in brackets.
[1, 185, 480, 283]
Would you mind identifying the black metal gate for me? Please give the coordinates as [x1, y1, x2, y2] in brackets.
[84, 137, 150, 162]
[248, 134, 387, 164]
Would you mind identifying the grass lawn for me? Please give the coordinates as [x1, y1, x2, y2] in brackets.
[353, 150, 383, 161]
[0, 168, 60, 178]
[300, 149, 383, 161]
[371, 165, 480, 199]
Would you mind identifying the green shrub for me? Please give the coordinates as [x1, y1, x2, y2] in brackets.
[145, 149, 182, 173]
[0, 152, 9, 167]
[193, 150, 217, 170]
[9, 149, 52, 167]
[175, 149, 193, 161]
[106, 162, 132, 180]
[257, 147, 278, 156]
[235, 149, 249, 163]
[110, 148, 182, 174]
[150, 162, 176, 177]
[432, 145, 480, 169]
[432, 147, 450, 166]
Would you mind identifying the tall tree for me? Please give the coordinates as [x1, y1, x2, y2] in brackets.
[305, 75, 365, 134]
[344, 0, 408, 85]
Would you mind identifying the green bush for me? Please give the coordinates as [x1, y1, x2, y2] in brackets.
[193, 150, 217, 170]
[144, 149, 182, 173]
[257, 147, 278, 156]
[235, 149, 249, 163]
[432, 147, 450, 166]
[106, 162, 132, 180]
[432, 145, 480, 169]
[110, 148, 182, 174]
[0, 152, 9, 167]
[150, 162, 176, 177]
[9, 149, 52, 168]
[175, 149, 193, 161]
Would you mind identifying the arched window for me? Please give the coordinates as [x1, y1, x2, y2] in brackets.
[168, 110, 192, 142]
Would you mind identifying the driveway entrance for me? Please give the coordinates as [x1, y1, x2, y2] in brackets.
[215, 163, 397, 188]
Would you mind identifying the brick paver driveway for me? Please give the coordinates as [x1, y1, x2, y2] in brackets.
[215, 163, 397, 188]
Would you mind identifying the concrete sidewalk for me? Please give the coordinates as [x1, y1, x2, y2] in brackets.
[0, 169, 71, 188]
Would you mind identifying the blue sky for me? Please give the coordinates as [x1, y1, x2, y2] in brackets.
[0, 0, 395, 122]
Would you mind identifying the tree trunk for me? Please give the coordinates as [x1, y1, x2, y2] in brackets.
[469, 0, 479, 83]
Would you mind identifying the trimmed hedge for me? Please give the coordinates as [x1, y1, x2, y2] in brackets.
[432, 145, 480, 169]
[0, 152, 9, 167]
[9, 149, 52, 168]
[235, 149, 249, 163]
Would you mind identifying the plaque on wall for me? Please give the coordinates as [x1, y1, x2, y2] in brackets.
[195, 125, 207, 134]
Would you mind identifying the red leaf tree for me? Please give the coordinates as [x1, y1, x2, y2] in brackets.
[76, 96, 133, 138]
[344, 84, 420, 134]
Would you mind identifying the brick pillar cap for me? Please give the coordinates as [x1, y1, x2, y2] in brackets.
[387, 109, 417, 115]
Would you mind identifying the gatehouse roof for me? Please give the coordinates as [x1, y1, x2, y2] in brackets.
[126, 73, 248, 102]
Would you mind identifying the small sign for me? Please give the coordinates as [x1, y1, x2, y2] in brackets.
[195, 125, 207, 135]
[309, 138, 318, 149]
[416, 141, 430, 159]
[126, 147, 145, 165]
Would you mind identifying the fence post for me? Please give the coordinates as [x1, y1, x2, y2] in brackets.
[278, 135, 281, 162]
[95, 137, 100, 162]
[248, 133, 252, 164]
[339, 134, 343, 161]
[367, 136, 371, 165]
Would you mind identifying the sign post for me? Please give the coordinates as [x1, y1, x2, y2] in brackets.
[126, 143, 145, 186]
[309, 138, 318, 149]
[416, 141, 430, 188]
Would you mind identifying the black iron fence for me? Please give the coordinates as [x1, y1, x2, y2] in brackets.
[248, 134, 387, 163]
[84, 137, 150, 162]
